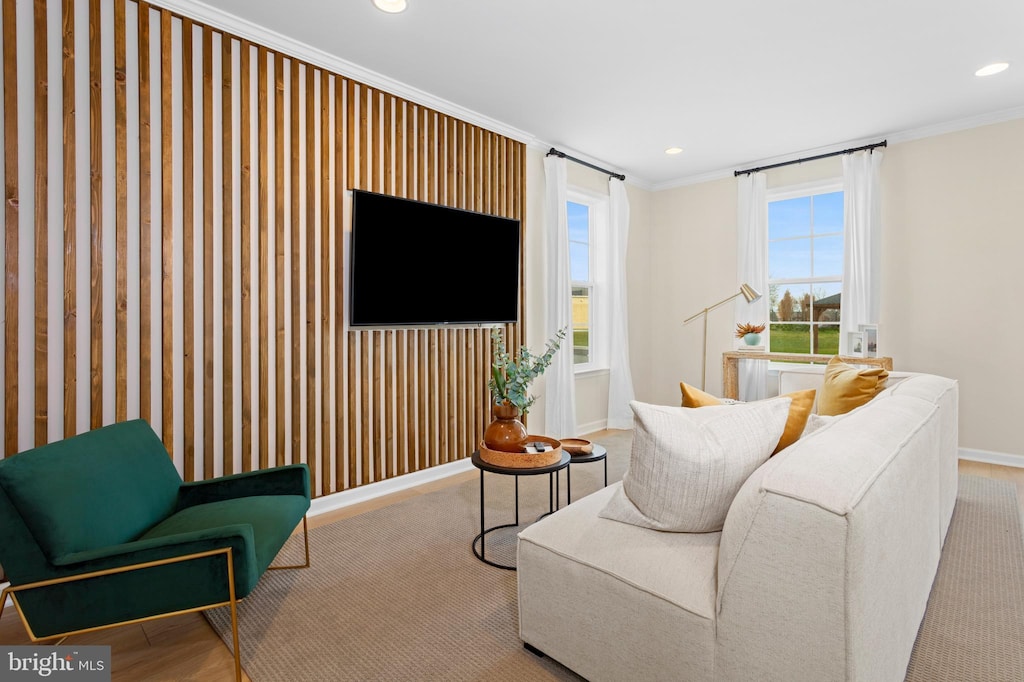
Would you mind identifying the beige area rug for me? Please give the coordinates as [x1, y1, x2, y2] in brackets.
[206, 433, 1024, 681]
[905, 473, 1024, 681]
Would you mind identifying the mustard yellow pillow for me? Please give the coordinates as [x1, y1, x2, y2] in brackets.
[818, 356, 889, 416]
[680, 382, 722, 407]
[679, 382, 815, 455]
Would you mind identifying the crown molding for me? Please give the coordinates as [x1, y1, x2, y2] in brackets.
[653, 104, 1024, 192]
[133, 2, 1024, 197]
[146, 0, 538, 146]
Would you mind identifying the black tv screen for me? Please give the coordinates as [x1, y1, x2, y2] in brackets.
[349, 190, 521, 327]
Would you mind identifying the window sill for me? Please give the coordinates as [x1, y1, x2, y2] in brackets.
[574, 367, 610, 379]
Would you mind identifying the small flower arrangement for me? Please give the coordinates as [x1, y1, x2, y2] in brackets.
[488, 326, 567, 416]
[735, 322, 766, 339]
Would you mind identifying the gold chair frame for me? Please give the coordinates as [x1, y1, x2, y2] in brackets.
[0, 514, 310, 682]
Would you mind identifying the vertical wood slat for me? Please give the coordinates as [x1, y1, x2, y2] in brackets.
[346, 80, 358, 483]
[239, 40, 251, 469]
[373, 330, 381, 480]
[357, 84, 367, 190]
[360, 330, 369, 484]
[137, 0, 151, 424]
[88, 0, 102, 430]
[273, 53, 284, 466]
[32, 0, 48, 445]
[289, 58, 300, 469]
[159, 8, 172, 453]
[304, 63, 315, 491]
[113, 0, 127, 424]
[320, 69, 330, 494]
[396, 329, 407, 476]
[62, 0, 76, 438]
[181, 18, 194, 479]
[334, 74, 345, 489]
[220, 31, 232, 473]
[201, 26, 213, 479]
[256, 46, 268, 470]
[3, 0, 18, 455]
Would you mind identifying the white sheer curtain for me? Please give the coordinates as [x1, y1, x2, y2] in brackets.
[606, 178, 635, 429]
[543, 155, 577, 439]
[735, 172, 769, 401]
[839, 150, 883, 354]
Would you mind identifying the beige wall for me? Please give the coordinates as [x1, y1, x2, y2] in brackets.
[882, 120, 1024, 456]
[640, 118, 1024, 458]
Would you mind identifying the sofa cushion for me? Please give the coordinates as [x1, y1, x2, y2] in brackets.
[519, 483, 719, 680]
[523, 484, 720, 620]
[599, 399, 789, 533]
[818, 356, 889, 416]
[140, 494, 309, 581]
[680, 382, 815, 455]
[0, 420, 182, 560]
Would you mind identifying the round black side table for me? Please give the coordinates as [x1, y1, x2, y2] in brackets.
[565, 443, 608, 504]
[471, 450, 571, 570]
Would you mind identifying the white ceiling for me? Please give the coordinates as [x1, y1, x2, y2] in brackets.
[182, 0, 1023, 188]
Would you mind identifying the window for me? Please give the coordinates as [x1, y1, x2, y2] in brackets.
[766, 181, 843, 355]
[567, 190, 608, 371]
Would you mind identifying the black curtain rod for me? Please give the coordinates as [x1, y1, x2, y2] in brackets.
[547, 147, 626, 181]
[734, 140, 887, 177]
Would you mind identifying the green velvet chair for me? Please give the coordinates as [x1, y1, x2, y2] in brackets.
[0, 419, 311, 681]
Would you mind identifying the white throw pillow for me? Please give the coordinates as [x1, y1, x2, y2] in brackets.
[801, 412, 836, 437]
[599, 398, 790, 533]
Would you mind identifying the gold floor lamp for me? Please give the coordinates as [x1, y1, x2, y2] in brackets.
[683, 283, 762, 390]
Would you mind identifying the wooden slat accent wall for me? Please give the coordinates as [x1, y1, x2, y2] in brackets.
[0, 0, 525, 497]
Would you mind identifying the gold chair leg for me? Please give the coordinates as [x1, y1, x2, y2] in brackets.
[225, 550, 242, 682]
[268, 515, 310, 570]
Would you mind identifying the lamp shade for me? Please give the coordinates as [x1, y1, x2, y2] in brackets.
[739, 283, 761, 304]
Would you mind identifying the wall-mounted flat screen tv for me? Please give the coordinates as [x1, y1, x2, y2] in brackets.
[349, 190, 521, 327]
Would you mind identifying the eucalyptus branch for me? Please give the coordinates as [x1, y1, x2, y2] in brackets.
[488, 326, 568, 416]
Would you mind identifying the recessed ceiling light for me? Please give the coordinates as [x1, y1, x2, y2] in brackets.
[372, 0, 407, 13]
[975, 62, 1009, 77]
[665, 147, 683, 155]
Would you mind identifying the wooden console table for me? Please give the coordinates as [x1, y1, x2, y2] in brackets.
[722, 352, 894, 400]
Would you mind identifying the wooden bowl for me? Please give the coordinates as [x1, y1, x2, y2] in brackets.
[478, 435, 562, 468]
[561, 438, 594, 456]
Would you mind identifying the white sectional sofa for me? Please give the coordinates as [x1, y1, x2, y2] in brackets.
[517, 371, 959, 681]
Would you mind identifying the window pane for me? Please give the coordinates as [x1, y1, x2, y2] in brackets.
[813, 235, 843, 278]
[768, 196, 810, 239]
[813, 192, 843, 233]
[769, 323, 810, 354]
[570, 243, 589, 281]
[811, 282, 841, 322]
[567, 201, 589, 243]
[771, 284, 810, 322]
[768, 238, 811, 280]
[572, 286, 591, 365]
[814, 323, 840, 354]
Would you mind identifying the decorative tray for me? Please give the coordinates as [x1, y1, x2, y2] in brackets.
[478, 435, 563, 468]
[560, 438, 594, 456]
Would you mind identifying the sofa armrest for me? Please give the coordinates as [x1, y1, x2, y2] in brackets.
[175, 464, 310, 510]
[51, 525, 256, 576]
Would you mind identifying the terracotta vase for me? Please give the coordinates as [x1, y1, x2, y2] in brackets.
[483, 402, 529, 453]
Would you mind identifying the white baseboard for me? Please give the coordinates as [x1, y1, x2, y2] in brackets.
[959, 447, 1024, 469]
[308, 458, 475, 518]
[577, 420, 608, 438]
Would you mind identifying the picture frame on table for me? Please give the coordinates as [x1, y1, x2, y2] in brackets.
[860, 325, 878, 358]
[848, 331, 865, 357]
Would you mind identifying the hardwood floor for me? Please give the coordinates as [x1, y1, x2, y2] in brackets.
[1, 441, 1020, 681]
